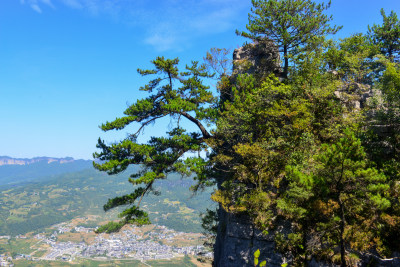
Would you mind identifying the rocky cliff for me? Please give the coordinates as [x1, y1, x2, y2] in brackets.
[213, 40, 285, 267]
[214, 209, 285, 266]
[0, 156, 75, 166]
[212, 41, 398, 267]
[232, 40, 281, 77]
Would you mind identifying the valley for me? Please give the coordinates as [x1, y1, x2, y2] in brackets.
[0, 158, 215, 266]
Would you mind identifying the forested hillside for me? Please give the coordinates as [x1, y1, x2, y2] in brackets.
[0, 166, 214, 236]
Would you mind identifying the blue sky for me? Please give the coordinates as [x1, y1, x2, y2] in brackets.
[1, 0, 399, 160]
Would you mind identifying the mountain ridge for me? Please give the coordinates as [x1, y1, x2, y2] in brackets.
[0, 156, 88, 166]
[0, 156, 93, 186]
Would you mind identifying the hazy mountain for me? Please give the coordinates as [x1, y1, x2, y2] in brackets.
[0, 156, 76, 166]
[0, 156, 93, 186]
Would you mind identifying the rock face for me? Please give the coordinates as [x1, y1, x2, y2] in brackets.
[214, 41, 284, 267]
[360, 255, 400, 267]
[232, 40, 281, 76]
[214, 210, 285, 267]
[334, 82, 396, 158]
[334, 82, 382, 110]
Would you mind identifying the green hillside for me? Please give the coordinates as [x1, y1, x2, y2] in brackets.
[0, 167, 214, 236]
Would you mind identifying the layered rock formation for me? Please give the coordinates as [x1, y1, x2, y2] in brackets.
[214, 211, 285, 266]
[0, 156, 75, 166]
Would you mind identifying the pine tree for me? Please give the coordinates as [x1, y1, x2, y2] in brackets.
[237, 0, 341, 78]
[365, 60, 400, 254]
[311, 129, 389, 266]
[93, 57, 216, 231]
[369, 9, 400, 62]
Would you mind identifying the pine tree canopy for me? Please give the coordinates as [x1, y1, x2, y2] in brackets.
[369, 8, 400, 62]
[237, 0, 341, 77]
[93, 57, 216, 229]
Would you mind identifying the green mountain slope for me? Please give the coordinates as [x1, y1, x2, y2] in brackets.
[0, 166, 214, 236]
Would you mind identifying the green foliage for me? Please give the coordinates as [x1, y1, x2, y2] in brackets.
[94, 56, 216, 229]
[253, 249, 267, 267]
[95, 221, 124, 234]
[362, 59, 400, 255]
[209, 42, 397, 265]
[92, 5, 400, 266]
[237, 0, 341, 77]
[211, 74, 343, 232]
[210, 70, 343, 265]
[271, 129, 392, 266]
[369, 8, 400, 62]
[381, 60, 400, 104]
[333, 34, 379, 83]
[311, 129, 389, 266]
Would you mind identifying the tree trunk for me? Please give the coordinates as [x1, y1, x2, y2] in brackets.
[283, 44, 289, 78]
[339, 199, 346, 267]
[302, 222, 308, 267]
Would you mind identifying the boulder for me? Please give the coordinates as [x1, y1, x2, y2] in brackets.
[232, 40, 281, 77]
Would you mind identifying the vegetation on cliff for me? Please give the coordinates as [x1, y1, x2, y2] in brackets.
[94, 0, 400, 266]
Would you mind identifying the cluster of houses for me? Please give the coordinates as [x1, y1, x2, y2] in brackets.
[0, 222, 212, 265]
[0, 255, 13, 267]
[0, 236, 12, 266]
[35, 224, 210, 262]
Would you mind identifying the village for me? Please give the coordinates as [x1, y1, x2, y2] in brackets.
[0, 221, 212, 266]
[40, 223, 208, 261]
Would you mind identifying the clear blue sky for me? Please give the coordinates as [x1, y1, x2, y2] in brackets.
[1, 0, 399, 160]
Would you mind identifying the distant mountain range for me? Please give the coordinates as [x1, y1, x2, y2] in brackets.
[0, 156, 93, 186]
[0, 156, 79, 166]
